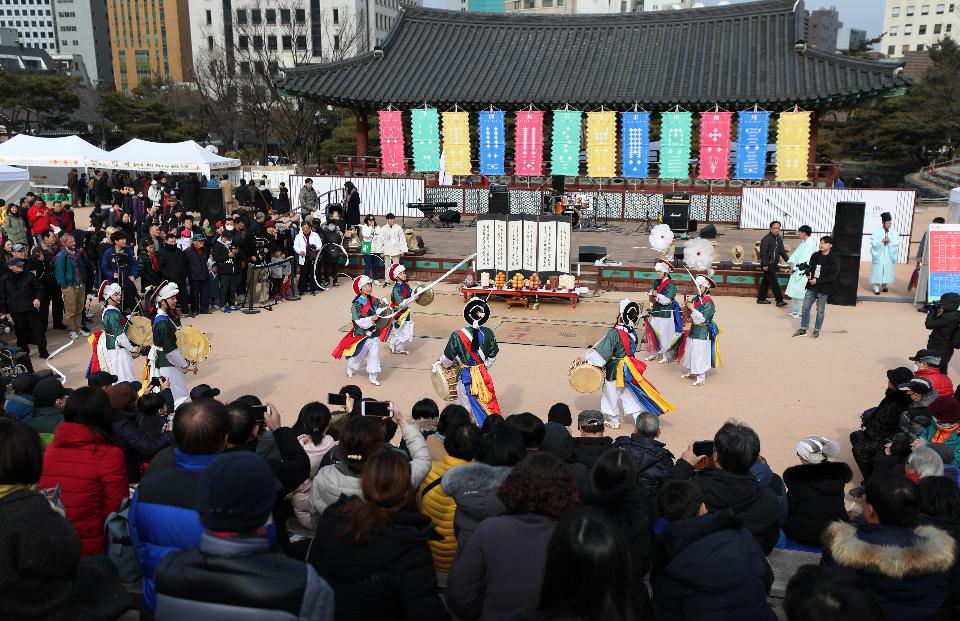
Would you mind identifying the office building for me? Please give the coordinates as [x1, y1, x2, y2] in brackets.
[0, 0, 58, 51]
[881, 0, 960, 58]
[53, 0, 113, 85]
[848, 27, 867, 49]
[107, 0, 193, 92]
[807, 6, 842, 53]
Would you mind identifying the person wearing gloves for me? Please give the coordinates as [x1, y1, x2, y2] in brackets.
[374, 213, 408, 286]
[87, 281, 141, 383]
[785, 225, 817, 318]
[149, 281, 197, 407]
[331, 275, 390, 386]
[783, 435, 852, 546]
[644, 258, 681, 363]
[668, 275, 722, 387]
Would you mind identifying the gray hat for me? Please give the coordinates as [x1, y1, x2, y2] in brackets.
[909, 349, 942, 365]
[899, 377, 934, 394]
[577, 410, 604, 428]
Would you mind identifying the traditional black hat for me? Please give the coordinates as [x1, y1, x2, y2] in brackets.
[881, 212, 892, 223]
[619, 299, 641, 327]
[464, 298, 491, 327]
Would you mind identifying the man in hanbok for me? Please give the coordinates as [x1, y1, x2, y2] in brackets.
[435, 298, 501, 426]
[670, 276, 722, 387]
[87, 281, 140, 382]
[331, 275, 390, 386]
[870, 212, 900, 295]
[785, 225, 817, 318]
[386, 263, 416, 355]
[645, 259, 681, 363]
[583, 299, 675, 428]
[149, 281, 196, 407]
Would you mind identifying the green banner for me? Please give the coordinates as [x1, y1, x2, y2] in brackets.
[659, 111, 693, 179]
[411, 108, 440, 172]
[551, 110, 582, 176]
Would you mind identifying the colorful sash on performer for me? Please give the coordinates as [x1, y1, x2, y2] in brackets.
[332, 296, 389, 358]
[456, 329, 501, 426]
[667, 295, 723, 368]
[85, 330, 106, 377]
[392, 283, 412, 327]
[645, 279, 682, 353]
[614, 329, 676, 416]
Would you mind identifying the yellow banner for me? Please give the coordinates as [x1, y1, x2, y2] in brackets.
[775, 111, 811, 181]
[586, 111, 617, 177]
[442, 111, 471, 176]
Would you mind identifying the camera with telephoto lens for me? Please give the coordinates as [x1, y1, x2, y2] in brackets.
[921, 301, 943, 314]
[795, 262, 810, 275]
[253, 236, 271, 264]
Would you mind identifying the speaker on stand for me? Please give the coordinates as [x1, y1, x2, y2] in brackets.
[828, 201, 866, 307]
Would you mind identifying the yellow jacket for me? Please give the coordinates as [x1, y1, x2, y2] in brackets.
[418, 455, 467, 572]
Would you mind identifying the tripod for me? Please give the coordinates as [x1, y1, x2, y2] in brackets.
[635, 194, 656, 234]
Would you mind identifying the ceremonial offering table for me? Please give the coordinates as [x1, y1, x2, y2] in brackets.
[462, 287, 580, 309]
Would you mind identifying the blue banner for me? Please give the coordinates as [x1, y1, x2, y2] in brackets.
[621, 112, 650, 178]
[734, 111, 770, 180]
[478, 111, 506, 176]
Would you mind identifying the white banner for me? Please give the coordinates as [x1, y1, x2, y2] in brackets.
[476, 218, 495, 272]
[507, 219, 523, 274]
[289, 175, 426, 219]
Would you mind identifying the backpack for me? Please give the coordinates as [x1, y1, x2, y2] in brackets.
[104, 497, 142, 582]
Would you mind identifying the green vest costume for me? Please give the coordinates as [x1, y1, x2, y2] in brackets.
[351, 295, 387, 336]
[443, 327, 498, 365]
[152, 312, 180, 369]
[689, 296, 716, 340]
[651, 277, 678, 319]
[593, 326, 637, 381]
[102, 307, 126, 350]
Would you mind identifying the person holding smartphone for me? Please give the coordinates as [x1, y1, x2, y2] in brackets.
[331, 275, 390, 386]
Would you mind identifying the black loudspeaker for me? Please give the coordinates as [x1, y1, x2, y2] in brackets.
[687, 219, 699, 233]
[831, 202, 866, 255]
[489, 190, 510, 215]
[439, 209, 460, 224]
[199, 188, 226, 224]
[579, 245, 607, 263]
[663, 193, 691, 233]
[700, 224, 717, 239]
[829, 256, 861, 306]
[552, 175, 566, 195]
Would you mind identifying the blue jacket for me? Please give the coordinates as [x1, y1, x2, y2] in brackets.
[99, 246, 139, 283]
[129, 449, 217, 613]
[4, 393, 33, 421]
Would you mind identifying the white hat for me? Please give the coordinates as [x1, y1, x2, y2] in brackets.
[155, 281, 179, 301]
[97, 280, 122, 302]
[654, 259, 674, 273]
[695, 275, 717, 290]
[796, 436, 840, 464]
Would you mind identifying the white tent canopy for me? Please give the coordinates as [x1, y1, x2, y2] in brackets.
[90, 139, 241, 176]
[0, 164, 30, 203]
[0, 135, 111, 167]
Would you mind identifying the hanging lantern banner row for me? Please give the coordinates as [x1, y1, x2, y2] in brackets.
[478, 111, 506, 176]
[387, 106, 809, 180]
[697, 111, 732, 180]
[378, 110, 405, 174]
[551, 110, 582, 177]
[587, 111, 617, 177]
[735, 111, 771, 180]
[775, 111, 812, 181]
[621, 111, 651, 178]
[515, 110, 544, 176]
[441, 111, 471, 176]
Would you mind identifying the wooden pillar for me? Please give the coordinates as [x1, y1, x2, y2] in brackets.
[807, 111, 819, 180]
[355, 110, 369, 158]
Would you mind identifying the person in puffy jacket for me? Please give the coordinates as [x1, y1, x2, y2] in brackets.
[898, 377, 940, 438]
[286, 402, 337, 529]
[925, 291, 960, 374]
[614, 412, 675, 497]
[38, 387, 128, 557]
[910, 349, 954, 397]
[106, 384, 172, 483]
[782, 436, 852, 547]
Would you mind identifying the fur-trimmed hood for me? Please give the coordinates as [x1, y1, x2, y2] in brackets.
[823, 521, 955, 579]
[783, 461, 853, 494]
[441, 462, 511, 497]
[413, 418, 438, 436]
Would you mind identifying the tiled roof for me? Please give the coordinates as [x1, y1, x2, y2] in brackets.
[278, 0, 907, 110]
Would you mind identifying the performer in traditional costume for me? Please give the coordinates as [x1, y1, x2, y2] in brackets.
[582, 299, 676, 429]
[644, 259, 681, 363]
[386, 263, 416, 355]
[785, 225, 817, 318]
[435, 298, 501, 426]
[669, 275, 722, 387]
[87, 281, 140, 382]
[331, 275, 390, 386]
[870, 211, 900, 295]
[147, 281, 196, 407]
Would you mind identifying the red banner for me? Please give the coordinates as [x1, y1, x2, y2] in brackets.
[514, 111, 544, 176]
[378, 110, 405, 174]
[697, 111, 732, 180]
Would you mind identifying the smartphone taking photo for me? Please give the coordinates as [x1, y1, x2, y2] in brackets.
[361, 401, 392, 418]
[328, 392, 347, 406]
[250, 404, 271, 421]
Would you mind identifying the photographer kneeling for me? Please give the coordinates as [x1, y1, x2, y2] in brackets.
[924, 292, 960, 374]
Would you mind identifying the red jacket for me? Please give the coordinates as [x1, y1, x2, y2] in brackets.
[39, 422, 128, 556]
[915, 367, 954, 397]
[27, 202, 52, 234]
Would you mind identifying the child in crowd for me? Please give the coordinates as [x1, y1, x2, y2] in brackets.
[268, 248, 291, 302]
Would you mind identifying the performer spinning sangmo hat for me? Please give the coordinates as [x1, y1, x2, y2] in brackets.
[645, 259, 682, 363]
[87, 281, 141, 383]
[434, 298, 501, 426]
[331, 274, 391, 386]
[148, 281, 197, 407]
[668, 275, 722, 386]
[386, 263, 416, 355]
[581, 299, 675, 428]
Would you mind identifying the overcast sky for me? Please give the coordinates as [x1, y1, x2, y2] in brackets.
[421, 0, 885, 45]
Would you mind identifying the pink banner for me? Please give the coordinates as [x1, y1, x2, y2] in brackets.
[698, 111, 732, 180]
[378, 110, 405, 174]
[514, 111, 544, 176]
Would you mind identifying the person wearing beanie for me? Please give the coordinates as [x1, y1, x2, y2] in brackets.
[917, 396, 960, 466]
[783, 436, 852, 546]
[869, 211, 899, 295]
[4, 372, 37, 422]
[898, 377, 940, 438]
[154, 452, 334, 620]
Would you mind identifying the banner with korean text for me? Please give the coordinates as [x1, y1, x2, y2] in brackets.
[775, 110, 812, 181]
[587, 111, 616, 177]
[551, 110, 582, 176]
[697, 111, 732, 180]
[411, 108, 440, 172]
[734, 110, 770, 180]
[515, 110, 544, 176]
[378, 110, 405, 174]
[620, 111, 651, 178]
[659, 111, 692, 179]
[478, 110, 506, 176]
[441, 111, 471, 176]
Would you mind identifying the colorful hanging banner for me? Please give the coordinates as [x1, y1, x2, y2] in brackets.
[587, 111, 616, 177]
[411, 107, 440, 172]
[697, 111, 732, 180]
[775, 110, 812, 181]
[659, 111, 693, 179]
[478, 111, 506, 176]
[621, 111, 651, 178]
[515, 110, 544, 176]
[734, 110, 770, 180]
[551, 110, 582, 176]
[378, 110, 405, 174]
[441, 111, 471, 176]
